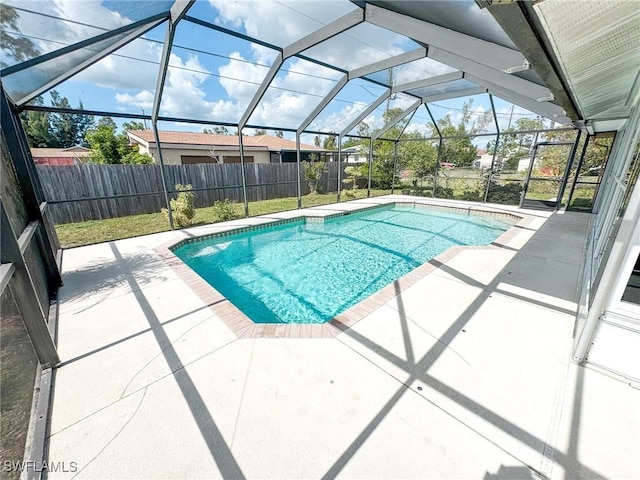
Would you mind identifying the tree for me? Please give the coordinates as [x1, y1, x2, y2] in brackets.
[20, 91, 94, 147]
[85, 124, 152, 164]
[427, 99, 492, 167]
[48, 90, 94, 147]
[122, 121, 145, 131]
[275, 130, 284, 138]
[204, 126, 231, 135]
[400, 133, 438, 178]
[486, 117, 546, 170]
[0, 4, 39, 66]
[302, 154, 327, 194]
[322, 135, 337, 150]
[432, 122, 475, 167]
[253, 129, 267, 136]
[20, 97, 56, 147]
[514, 117, 545, 149]
[97, 116, 117, 130]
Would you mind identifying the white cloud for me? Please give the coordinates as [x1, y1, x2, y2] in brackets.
[209, 0, 356, 48]
[6, 0, 124, 52]
[115, 90, 154, 110]
[202, 0, 419, 128]
[159, 53, 216, 119]
[74, 37, 163, 91]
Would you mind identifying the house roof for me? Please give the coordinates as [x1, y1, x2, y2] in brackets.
[31, 147, 91, 158]
[128, 130, 322, 152]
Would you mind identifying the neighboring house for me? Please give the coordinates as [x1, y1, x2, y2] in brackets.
[341, 145, 368, 163]
[30, 146, 90, 165]
[473, 148, 496, 169]
[518, 156, 533, 172]
[126, 130, 325, 165]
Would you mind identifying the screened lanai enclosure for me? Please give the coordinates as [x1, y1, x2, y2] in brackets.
[1, 1, 639, 479]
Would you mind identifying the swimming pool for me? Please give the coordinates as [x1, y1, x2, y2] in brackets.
[172, 204, 514, 324]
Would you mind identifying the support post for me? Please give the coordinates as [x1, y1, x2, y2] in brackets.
[296, 133, 302, 209]
[434, 138, 443, 197]
[484, 94, 501, 203]
[392, 140, 398, 194]
[556, 129, 582, 210]
[152, 122, 174, 229]
[1, 204, 59, 367]
[1, 89, 61, 286]
[424, 104, 442, 198]
[337, 137, 343, 202]
[520, 142, 539, 208]
[484, 132, 500, 203]
[368, 137, 374, 197]
[566, 133, 591, 209]
[238, 129, 249, 217]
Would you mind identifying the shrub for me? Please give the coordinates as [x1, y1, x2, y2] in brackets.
[162, 184, 195, 228]
[212, 199, 239, 221]
[486, 182, 522, 205]
[343, 188, 358, 199]
[434, 185, 454, 199]
[461, 189, 483, 201]
[121, 151, 153, 164]
[303, 156, 327, 194]
[342, 165, 366, 197]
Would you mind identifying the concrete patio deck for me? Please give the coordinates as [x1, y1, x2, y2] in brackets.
[47, 196, 639, 479]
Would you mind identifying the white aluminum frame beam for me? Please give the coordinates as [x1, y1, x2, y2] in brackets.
[339, 89, 390, 137]
[392, 71, 464, 94]
[428, 47, 553, 103]
[240, 8, 364, 130]
[297, 48, 429, 135]
[372, 99, 422, 141]
[467, 74, 571, 124]
[297, 75, 348, 134]
[170, 0, 195, 23]
[423, 87, 487, 104]
[238, 53, 284, 129]
[365, 4, 528, 73]
[348, 47, 426, 80]
[283, 8, 365, 59]
[151, 0, 195, 121]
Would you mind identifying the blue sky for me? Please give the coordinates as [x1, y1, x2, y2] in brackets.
[5, 0, 551, 145]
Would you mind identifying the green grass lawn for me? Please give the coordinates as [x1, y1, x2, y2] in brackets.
[55, 190, 389, 248]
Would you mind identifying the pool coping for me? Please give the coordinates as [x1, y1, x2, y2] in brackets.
[154, 199, 533, 339]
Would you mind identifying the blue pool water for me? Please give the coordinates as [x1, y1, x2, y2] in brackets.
[172, 205, 513, 324]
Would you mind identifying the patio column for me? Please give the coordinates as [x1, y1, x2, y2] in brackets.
[152, 122, 174, 230]
[425, 105, 442, 198]
[238, 128, 249, 217]
[337, 136, 343, 202]
[434, 138, 443, 197]
[367, 137, 373, 197]
[556, 129, 582, 210]
[484, 95, 501, 203]
[483, 132, 500, 203]
[566, 131, 591, 209]
[296, 133, 302, 209]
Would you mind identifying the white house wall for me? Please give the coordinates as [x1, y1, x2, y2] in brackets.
[138, 145, 272, 165]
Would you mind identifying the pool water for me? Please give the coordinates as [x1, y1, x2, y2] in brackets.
[172, 205, 513, 324]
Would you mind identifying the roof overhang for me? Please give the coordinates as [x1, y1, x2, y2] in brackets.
[478, 0, 640, 131]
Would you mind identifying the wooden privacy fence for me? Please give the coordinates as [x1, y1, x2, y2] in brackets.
[36, 162, 349, 224]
